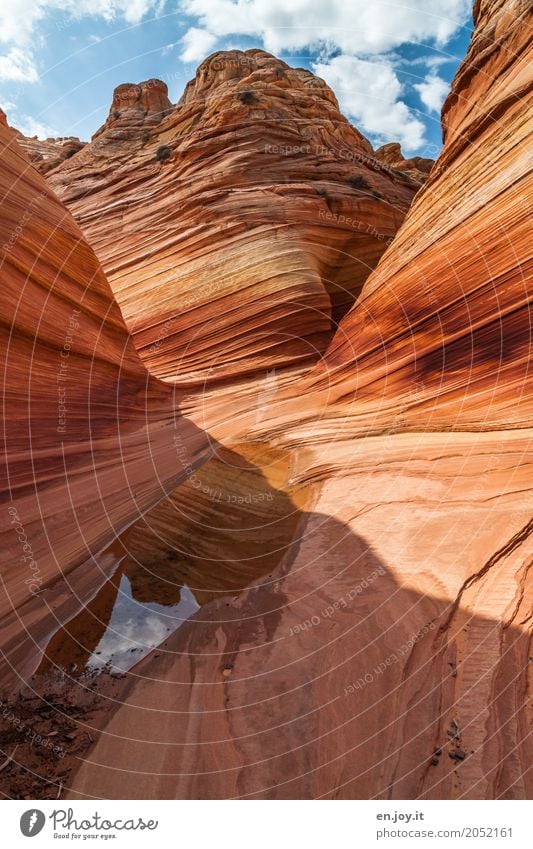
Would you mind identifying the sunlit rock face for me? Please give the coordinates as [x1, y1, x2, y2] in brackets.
[1, 0, 531, 804]
[93, 78, 173, 141]
[63, 0, 533, 801]
[0, 122, 210, 688]
[374, 142, 434, 183]
[48, 50, 419, 384]
[306, 0, 533, 438]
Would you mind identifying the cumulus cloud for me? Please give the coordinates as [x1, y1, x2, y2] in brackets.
[0, 0, 469, 149]
[414, 72, 450, 114]
[0, 0, 162, 82]
[181, 0, 470, 55]
[12, 114, 58, 137]
[180, 27, 218, 61]
[0, 1, 159, 46]
[313, 55, 426, 152]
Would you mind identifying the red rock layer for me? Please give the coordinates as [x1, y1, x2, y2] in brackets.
[65, 0, 532, 801]
[67, 440, 533, 800]
[48, 52, 419, 383]
[375, 142, 434, 183]
[0, 0, 531, 803]
[0, 124, 210, 688]
[16, 135, 86, 175]
[93, 77, 172, 140]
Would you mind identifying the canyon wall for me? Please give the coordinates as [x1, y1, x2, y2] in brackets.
[48, 52, 420, 383]
[67, 0, 532, 800]
[0, 0, 530, 802]
[316, 0, 532, 435]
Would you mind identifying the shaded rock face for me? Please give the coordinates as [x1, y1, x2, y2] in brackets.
[375, 141, 434, 183]
[0, 120, 211, 691]
[48, 49, 420, 383]
[94, 78, 172, 140]
[0, 107, 85, 174]
[150, 0, 530, 800]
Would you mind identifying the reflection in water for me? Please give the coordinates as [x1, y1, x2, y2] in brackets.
[38, 443, 309, 675]
[86, 575, 199, 671]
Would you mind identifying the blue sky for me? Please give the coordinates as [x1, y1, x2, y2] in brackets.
[0, 1, 473, 155]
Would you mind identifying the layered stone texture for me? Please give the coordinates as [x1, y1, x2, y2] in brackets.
[65, 0, 533, 801]
[0, 0, 531, 804]
[375, 141, 434, 183]
[15, 135, 86, 175]
[67, 436, 533, 799]
[93, 78, 172, 141]
[0, 122, 210, 689]
[48, 52, 420, 383]
[273, 0, 533, 440]
[0, 110, 86, 175]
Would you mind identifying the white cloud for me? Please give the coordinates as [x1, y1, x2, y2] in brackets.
[179, 0, 469, 150]
[313, 55, 426, 152]
[402, 54, 454, 67]
[116, 0, 158, 25]
[161, 40, 177, 56]
[0, 1, 160, 47]
[0, 1, 43, 47]
[181, 0, 470, 56]
[180, 26, 218, 61]
[0, 0, 468, 150]
[0, 47, 39, 82]
[414, 72, 450, 114]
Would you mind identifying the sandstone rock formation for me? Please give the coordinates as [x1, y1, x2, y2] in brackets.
[48, 53, 420, 383]
[93, 77, 172, 141]
[0, 120, 210, 690]
[0, 0, 531, 804]
[375, 141, 434, 183]
[314, 0, 532, 436]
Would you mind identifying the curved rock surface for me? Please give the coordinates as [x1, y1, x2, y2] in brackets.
[64, 0, 532, 801]
[0, 122, 210, 690]
[0, 0, 531, 804]
[48, 52, 420, 383]
[313, 0, 533, 436]
[375, 141, 434, 183]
